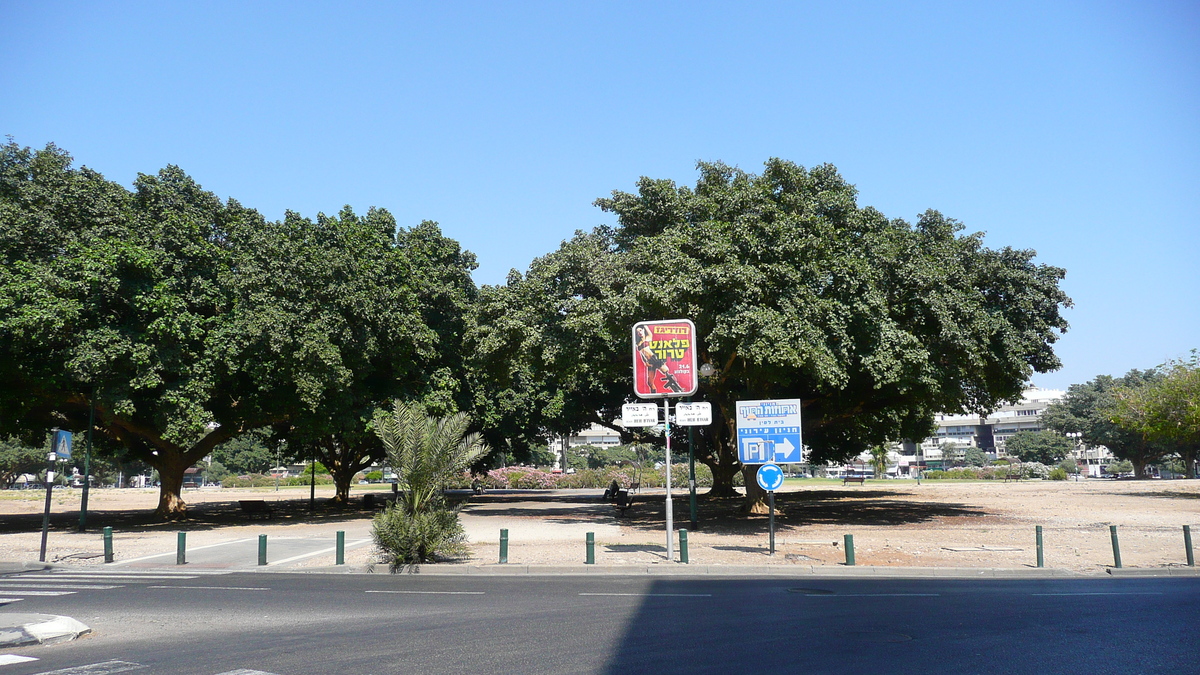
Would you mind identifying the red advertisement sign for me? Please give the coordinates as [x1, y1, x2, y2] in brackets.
[632, 319, 698, 398]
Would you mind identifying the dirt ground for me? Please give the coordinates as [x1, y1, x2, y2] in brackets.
[2, 478, 1197, 573]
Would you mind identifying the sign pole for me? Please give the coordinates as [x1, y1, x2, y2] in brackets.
[663, 398, 674, 562]
[768, 490, 775, 555]
[39, 450, 56, 562]
[687, 395, 697, 530]
[79, 388, 95, 531]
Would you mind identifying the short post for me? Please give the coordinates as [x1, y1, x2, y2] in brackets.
[679, 529, 689, 564]
[1184, 525, 1194, 567]
[499, 528, 509, 564]
[1110, 525, 1122, 569]
[336, 530, 345, 565]
[844, 533, 856, 566]
[586, 531, 595, 565]
[103, 526, 114, 563]
[1036, 525, 1044, 568]
[258, 534, 268, 566]
[176, 531, 186, 565]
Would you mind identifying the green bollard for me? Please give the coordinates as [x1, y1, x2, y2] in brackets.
[679, 529, 689, 564]
[103, 526, 113, 564]
[1110, 525, 1122, 569]
[176, 531, 186, 565]
[336, 530, 345, 565]
[1185, 525, 1194, 567]
[844, 534, 856, 566]
[499, 529, 508, 564]
[586, 532, 595, 565]
[258, 534, 268, 566]
[1036, 525, 1044, 568]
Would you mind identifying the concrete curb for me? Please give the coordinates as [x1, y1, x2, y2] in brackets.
[0, 614, 90, 647]
[258, 563, 1091, 578]
[1107, 566, 1200, 577]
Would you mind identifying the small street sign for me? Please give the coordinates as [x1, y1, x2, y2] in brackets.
[736, 399, 803, 464]
[52, 430, 72, 461]
[621, 403, 659, 427]
[756, 463, 785, 492]
[674, 401, 712, 426]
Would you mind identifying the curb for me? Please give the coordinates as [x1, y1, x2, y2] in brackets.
[0, 615, 90, 648]
[256, 564, 1090, 578]
[1107, 566, 1200, 577]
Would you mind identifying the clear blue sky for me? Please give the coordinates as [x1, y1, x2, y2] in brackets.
[3, 1, 1196, 391]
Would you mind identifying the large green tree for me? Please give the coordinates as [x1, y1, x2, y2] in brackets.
[1110, 354, 1199, 477]
[1042, 370, 1170, 478]
[0, 141, 474, 516]
[469, 159, 1071, 510]
[1004, 429, 1073, 465]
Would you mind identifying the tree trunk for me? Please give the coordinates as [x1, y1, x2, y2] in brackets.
[1131, 457, 1148, 479]
[705, 456, 741, 498]
[741, 464, 769, 514]
[329, 460, 355, 503]
[154, 452, 189, 520]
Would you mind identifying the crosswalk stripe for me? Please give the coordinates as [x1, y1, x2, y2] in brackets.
[0, 590, 76, 596]
[30, 660, 145, 674]
[0, 654, 38, 665]
[0, 598, 22, 604]
[0, 584, 120, 590]
[212, 670, 282, 675]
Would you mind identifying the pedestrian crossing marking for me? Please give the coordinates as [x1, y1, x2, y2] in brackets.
[30, 661, 146, 674]
[212, 670, 282, 675]
[0, 584, 120, 590]
[0, 590, 76, 596]
[0, 654, 37, 665]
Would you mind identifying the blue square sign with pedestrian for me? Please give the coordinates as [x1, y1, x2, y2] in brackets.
[736, 398, 803, 464]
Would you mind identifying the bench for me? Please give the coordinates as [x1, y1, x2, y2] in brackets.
[1004, 473, 1023, 483]
[843, 475, 866, 485]
[238, 500, 273, 519]
[614, 490, 634, 516]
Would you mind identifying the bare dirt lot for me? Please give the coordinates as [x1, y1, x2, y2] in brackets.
[2, 478, 1197, 573]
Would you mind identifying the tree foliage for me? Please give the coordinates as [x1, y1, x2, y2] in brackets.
[469, 159, 1071, 509]
[1004, 430, 1072, 465]
[0, 436, 46, 488]
[1110, 354, 1199, 477]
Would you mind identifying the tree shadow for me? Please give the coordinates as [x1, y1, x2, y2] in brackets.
[1120, 491, 1200, 500]
[617, 489, 990, 534]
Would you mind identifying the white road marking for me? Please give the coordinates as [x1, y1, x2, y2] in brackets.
[1030, 592, 1165, 596]
[365, 590, 486, 595]
[266, 538, 372, 566]
[212, 670, 282, 675]
[576, 588, 705, 593]
[803, 593, 942, 598]
[0, 654, 37, 665]
[0, 590, 76, 596]
[110, 538, 258, 564]
[0, 598, 22, 604]
[147, 586, 270, 591]
[0, 584, 120, 590]
[30, 661, 146, 674]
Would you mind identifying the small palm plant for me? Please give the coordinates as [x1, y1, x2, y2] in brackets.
[371, 400, 489, 568]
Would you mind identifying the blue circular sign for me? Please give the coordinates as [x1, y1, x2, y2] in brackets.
[756, 463, 785, 492]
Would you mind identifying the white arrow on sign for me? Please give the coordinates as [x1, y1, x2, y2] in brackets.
[775, 437, 796, 459]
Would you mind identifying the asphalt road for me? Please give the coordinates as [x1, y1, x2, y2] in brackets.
[1, 571, 1197, 674]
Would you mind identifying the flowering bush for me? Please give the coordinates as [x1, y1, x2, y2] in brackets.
[460, 463, 715, 490]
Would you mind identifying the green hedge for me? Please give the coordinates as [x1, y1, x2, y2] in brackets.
[221, 473, 334, 488]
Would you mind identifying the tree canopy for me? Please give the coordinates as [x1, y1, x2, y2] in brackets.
[469, 159, 1071, 508]
[1004, 429, 1073, 465]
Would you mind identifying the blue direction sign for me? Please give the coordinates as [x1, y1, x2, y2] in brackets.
[736, 399, 803, 464]
[756, 463, 784, 492]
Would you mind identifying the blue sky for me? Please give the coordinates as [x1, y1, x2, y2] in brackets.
[3, 1, 1197, 391]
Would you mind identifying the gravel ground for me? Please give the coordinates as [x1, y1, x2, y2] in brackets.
[2, 479, 1197, 573]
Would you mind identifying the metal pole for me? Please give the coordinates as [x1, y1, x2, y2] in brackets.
[79, 389, 95, 531]
[687, 395, 697, 531]
[103, 526, 113, 563]
[844, 533, 855, 566]
[1110, 525, 1122, 569]
[663, 399, 674, 562]
[586, 532, 595, 565]
[176, 531, 186, 565]
[1036, 525, 1044, 568]
[258, 534, 268, 565]
[768, 491, 776, 555]
[1184, 525, 1194, 567]
[499, 528, 508, 564]
[336, 531, 345, 565]
[679, 529, 689, 564]
[39, 451, 55, 562]
[309, 452, 316, 511]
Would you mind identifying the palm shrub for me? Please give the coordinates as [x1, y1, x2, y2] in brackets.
[371, 400, 489, 568]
